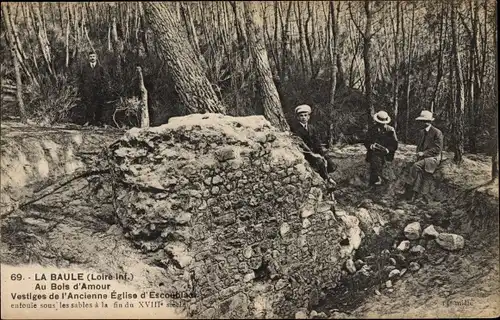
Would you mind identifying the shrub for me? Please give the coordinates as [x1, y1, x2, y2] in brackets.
[24, 74, 80, 125]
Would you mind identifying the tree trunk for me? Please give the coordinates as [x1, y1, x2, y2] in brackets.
[71, 5, 79, 61]
[431, 1, 446, 113]
[492, 4, 498, 179]
[32, 4, 54, 76]
[363, 1, 374, 123]
[328, 1, 338, 107]
[2, 4, 27, 123]
[139, 4, 149, 56]
[143, 2, 225, 114]
[294, 2, 308, 79]
[404, 3, 416, 142]
[186, 3, 201, 56]
[280, 2, 293, 81]
[273, 1, 281, 76]
[263, 4, 279, 75]
[391, 1, 401, 130]
[328, 1, 338, 147]
[231, 1, 248, 46]
[58, 3, 64, 31]
[468, 0, 481, 153]
[136, 66, 149, 128]
[451, 2, 465, 164]
[244, 1, 289, 131]
[7, 4, 27, 64]
[8, 4, 37, 86]
[65, 6, 70, 68]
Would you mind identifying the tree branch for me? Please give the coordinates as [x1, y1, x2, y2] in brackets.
[6, 169, 111, 217]
[348, 2, 364, 36]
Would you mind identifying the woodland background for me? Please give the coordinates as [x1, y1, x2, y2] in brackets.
[0, 1, 498, 169]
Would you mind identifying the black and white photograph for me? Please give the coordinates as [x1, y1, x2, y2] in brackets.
[0, 1, 498, 319]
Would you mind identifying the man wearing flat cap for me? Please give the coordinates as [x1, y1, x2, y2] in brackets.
[364, 111, 399, 185]
[400, 110, 444, 201]
[290, 104, 337, 185]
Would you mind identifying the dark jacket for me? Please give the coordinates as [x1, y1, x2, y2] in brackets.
[290, 120, 325, 156]
[78, 63, 109, 99]
[364, 124, 399, 162]
[416, 125, 443, 173]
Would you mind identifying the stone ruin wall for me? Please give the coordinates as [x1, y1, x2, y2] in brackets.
[108, 114, 362, 318]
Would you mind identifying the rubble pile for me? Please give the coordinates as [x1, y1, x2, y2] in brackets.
[336, 206, 467, 301]
[107, 113, 362, 318]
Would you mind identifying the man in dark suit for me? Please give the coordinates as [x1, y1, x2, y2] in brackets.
[364, 111, 399, 186]
[78, 52, 109, 126]
[290, 104, 337, 185]
[400, 110, 444, 201]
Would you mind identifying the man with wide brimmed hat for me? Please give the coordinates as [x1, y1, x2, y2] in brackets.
[364, 111, 399, 185]
[399, 110, 444, 201]
[290, 104, 337, 185]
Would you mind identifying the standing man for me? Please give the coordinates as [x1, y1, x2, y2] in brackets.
[78, 51, 109, 126]
[400, 110, 444, 201]
[364, 111, 399, 185]
[290, 104, 337, 186]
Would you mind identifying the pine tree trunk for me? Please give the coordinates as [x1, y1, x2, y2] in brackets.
[404, 3, 416, 142]
[185, 4, 201, 56]
[491, 5, 498, 179]
[391, 2, 401, 130]
[280, 2, 293, 81]
[328, 1, 338, 147]
[33, 4, 54, 76]
[305, 2, 316, 79]
[451, 2, 465, 164]
[431, 1, 445, 113]
[65, 6, 70, 68]
[143, 2, 225, 114]
[363, 1, 374, 123]
[2, 4, 27, 123]
[273, 1, 281, 76]
[9, 4, 37, 86]
[329, 1, 338, 107]
[468, 0, 481, 153]
[244, 1, 289, 131]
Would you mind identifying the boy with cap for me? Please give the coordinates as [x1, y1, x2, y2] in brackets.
[290, 104, 337, 186]
[364, 110, 399, 185]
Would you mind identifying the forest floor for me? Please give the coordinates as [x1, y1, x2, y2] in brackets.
[326, 182, 499, 318]
[315, 145, 500, 318]
[0, 123, 498, 318]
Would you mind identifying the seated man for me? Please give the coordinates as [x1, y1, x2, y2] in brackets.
[400, 110, 444, 202]
[364, 111, 399, 185]
[290, 104, 337, 186]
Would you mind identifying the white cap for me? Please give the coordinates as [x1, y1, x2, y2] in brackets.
[295, 104, 312, 114]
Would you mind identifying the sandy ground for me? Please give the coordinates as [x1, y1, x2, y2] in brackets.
[328, 145, 499, 319]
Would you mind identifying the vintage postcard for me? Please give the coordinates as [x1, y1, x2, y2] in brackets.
[1, 1, 498, 319]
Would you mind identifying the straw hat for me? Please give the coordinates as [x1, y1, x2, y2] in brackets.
[373, 111, 391, 124]
[295, 104, 311, 114]
[415, 110, 435, 121]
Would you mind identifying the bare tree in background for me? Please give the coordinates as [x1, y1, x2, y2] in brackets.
[349, 1, 375, 124]
[492, 5, 498, 179]
[143, 2, 225, 114]
[2, 4, 27, 123]
[451, 1, 465, 163]
[328, 1, 339, 146]
[244, 1, 289, 131]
